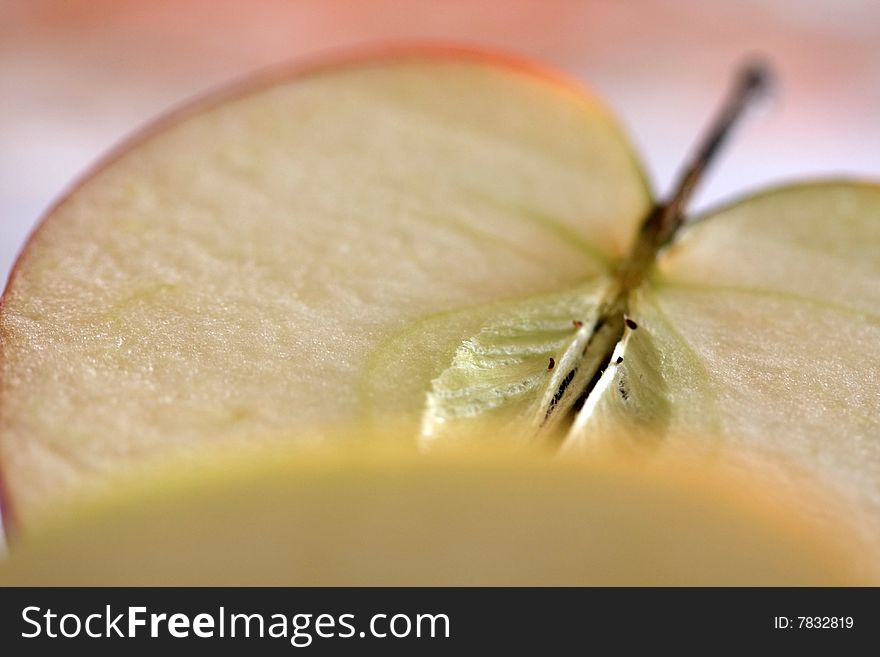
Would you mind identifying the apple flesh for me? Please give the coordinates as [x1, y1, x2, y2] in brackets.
[566, 182, 880, 552]
[0, 49, 650, 529]
[0, 444, 871, 585]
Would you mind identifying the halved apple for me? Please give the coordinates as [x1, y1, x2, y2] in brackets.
[1, 44, 878, 577]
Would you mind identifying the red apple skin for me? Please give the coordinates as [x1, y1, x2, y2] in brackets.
[0, 44, 620, 540]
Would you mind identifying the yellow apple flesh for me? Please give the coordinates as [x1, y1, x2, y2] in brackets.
[0, 443, 871, 585]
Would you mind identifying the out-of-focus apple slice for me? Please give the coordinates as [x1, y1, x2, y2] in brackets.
[0, 49, 650, 529]
[0, 444, 872, 585]
[566, 182, 880, 549]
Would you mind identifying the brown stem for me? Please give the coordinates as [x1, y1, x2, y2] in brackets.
[616, 60, 772, 294]
[653, 59, 772, 247]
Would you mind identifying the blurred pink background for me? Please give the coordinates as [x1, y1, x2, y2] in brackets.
[2, 0, 879, 287]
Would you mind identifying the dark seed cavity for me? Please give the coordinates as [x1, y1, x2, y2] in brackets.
[545, 368, 577, 420]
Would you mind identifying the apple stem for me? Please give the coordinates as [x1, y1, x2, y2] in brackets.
[615, 60, 772, 295]
[654, 59, 772, 246]
[546, 61, 772, 442]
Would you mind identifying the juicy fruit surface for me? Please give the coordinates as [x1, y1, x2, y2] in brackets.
[0, 52, 651, 525]
[568, 182, 880, 547]
[0, 447, 870, 585]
